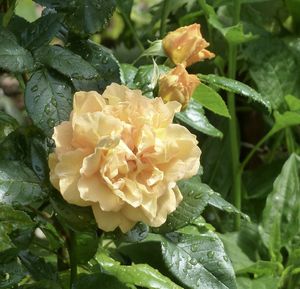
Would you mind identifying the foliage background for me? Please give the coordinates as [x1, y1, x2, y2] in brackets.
[0, 0, 300, 288]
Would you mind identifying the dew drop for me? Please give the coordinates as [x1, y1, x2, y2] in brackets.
[190, 258, 198, 266]
[71, 72, 80, 78]
[31, 85, 38, 92]
[207, 251, 215, 258]
[102, 57, 109, 64]
[44, 104, 51, 115]
[194, 193, 203, 199]
[51, 98, 57, 106]
[34, 95, 39, 103]
[223, 255, 229, 262]
[47, 118, 55, 128]
[34, 165, 42, 173]
[191, 244, 198, 252]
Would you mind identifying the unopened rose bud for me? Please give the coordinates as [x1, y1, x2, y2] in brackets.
[163, 23, 214, 67]
[158, 64, 200, 109]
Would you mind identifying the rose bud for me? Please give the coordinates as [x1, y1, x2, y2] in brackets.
[158, 64, 200, 109]
[162, 23, 214, 67]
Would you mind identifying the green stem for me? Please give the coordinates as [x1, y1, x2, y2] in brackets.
[160, 0, 171, 38]
[240, 131, 273, 172]
[67, 230, 77, 289]
[227, 0, 241, 230]
[120, 10, 144, 51]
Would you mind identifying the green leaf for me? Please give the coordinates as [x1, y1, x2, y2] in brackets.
[193, 83, 230, 118]
[20, 13, 63, 50]
[154, 176, 210, 233]
[116, 0, 133, 17]
[0, 29, 33, 72]
[25, 69, 73, 136]
[175, 100, 223, 138]
[245, 38, 300, 109]
[0, 161, 45, 206]
[285, 94, 300, 112]
[120, 63, 138, 89]
[76, 230, 98, 264]
[236, 276, 279, 289]
[113, 222, 149, 243]
[236, 260, 282, 276]
[0, 112, 19, 142]
[34, 46, 99, 80]
[70, 40, 121, 91]
[134, 65, 170, 97]
[270, 111, 300, 135]
[0, 259, 25, 288]
[140, 40, 166, 58]
[208, 189, 249, 220]
[50, 194, 97, 232]
[18, 250, 57, 281]
[218, 232, 254, 272]
[0, 205, 34, 260]
[74, 273, 132, 289]
[96, 251, 182, 289]
[199, 74, 271, 110]
[161, 232, 237, 289]
[19, 280, 62, 289]
[261, 154, 300, 258]
[198, 1, 256, 44]
[34, 0, 116, 35]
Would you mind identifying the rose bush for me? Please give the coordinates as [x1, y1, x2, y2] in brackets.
[49, 83, 201, 232]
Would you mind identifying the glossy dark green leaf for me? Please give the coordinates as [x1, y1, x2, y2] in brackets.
[19, 250, 57, 281]
[175, 100, 223, 138]
[76, 230, 98, 264]
[0, 259, 25, 288]
[161, 232, 236, 289]
[199, 74, 271, 110]
[115, 222, 149, 243]
[0, 111, 18, 142]
[21, 13, 63, 50]
[134, 64, 169, 97]
[34, 0, 116, 35]
[70, 40, 121, 91]
[0, 29, 33, 72]
[120, 63, 138, 89]
[35, 45, 99, 80]
[208, 189, 249, 220]
[96, 251, 182, 289]
[74, 273, 131, 289]
[50, 194, 96, 232]
[261, 154, 300, 258]
[19, 280, 62, 289]
[154, 176, 210, 233]
[0, 205, 34, 261]
[25, 69, 73, 136]
[0, 161, 45, 206]
[192, 83, 230, 118]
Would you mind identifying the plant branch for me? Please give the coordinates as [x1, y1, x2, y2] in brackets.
[227, 0, 241, 230]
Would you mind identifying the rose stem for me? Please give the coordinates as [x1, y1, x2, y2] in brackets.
[227, 0, 242, 230]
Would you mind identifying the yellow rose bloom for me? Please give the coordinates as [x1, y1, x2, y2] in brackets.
[163, 23, 214, 67]
[48, 83, 201, 232]
[158, 64, 200, 109]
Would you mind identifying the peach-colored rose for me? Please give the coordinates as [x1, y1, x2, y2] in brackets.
[163, 23, 214, 67]
[158, 64, 200, 109]
[48, 83, 201, 233]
